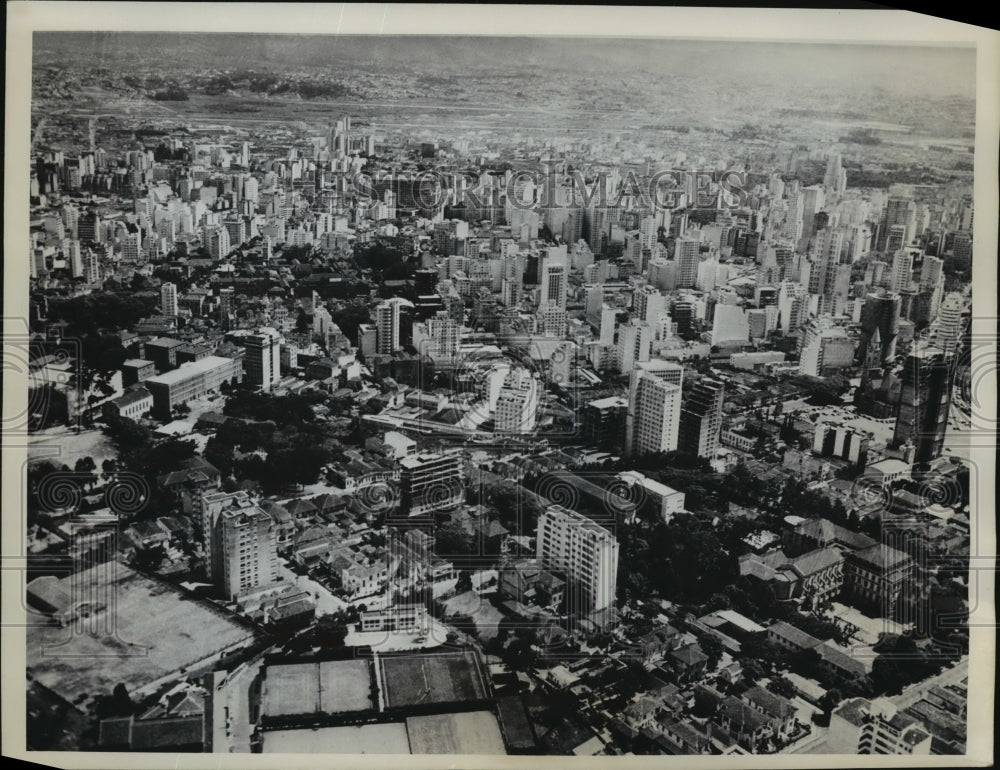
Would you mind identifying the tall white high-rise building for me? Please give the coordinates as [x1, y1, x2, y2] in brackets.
[206, 224, 231, 259]
[711, 304, 750, 346]
[890, 249, 914, 293]
[244, 327, 282, 392]
[615, 320, 652, 373]
[536, 505, 619, 613]
[121, 231, 142, 262]
[200, 490, 278, 601]
[634, 285, 667, 326]
[413, 312, 461, 360]
[934, 292, 964, 356]
[599, 304, 617, 346]
[625, 360, 683, 457]
[160, 282, 178, 317]
[495, 368, 540, 434]
[374, 297, 411, 355]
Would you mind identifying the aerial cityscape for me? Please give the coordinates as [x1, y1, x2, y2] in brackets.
[20, 31, 981, 758]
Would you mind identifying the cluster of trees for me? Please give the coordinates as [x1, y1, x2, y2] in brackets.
[285, 612, 350, 653]
[222, 389, 323, 425]
[869, 633, 956, 695]
[789, 374, 852, 406]
[189, 71, 357, 99]
[92, 684, 135, 720]
[205, 392, 335, 493]
[617, 513, 738, 605]
[152, 86, 189, 101]
[48, 292, 159, 336]
[840, 127, 883, 145]
[353, 243, 416, 283]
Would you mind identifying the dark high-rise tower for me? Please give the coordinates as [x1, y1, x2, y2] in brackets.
[892, 344, 952, 463]
[857, 290, 901, 379]
[678, 378, 725, 459]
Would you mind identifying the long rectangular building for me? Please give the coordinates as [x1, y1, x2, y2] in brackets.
[144, 355, 243, 418]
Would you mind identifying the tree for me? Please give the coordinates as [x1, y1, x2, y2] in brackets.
[435, 526, 473, 557]
[133, 546, 166, 572]
[700, 634, 724, 671]
[767, 675, 797, 699]
[455, 570, 473, 594]
[819, 687, 843, 714]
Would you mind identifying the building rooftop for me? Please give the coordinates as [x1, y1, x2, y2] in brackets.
[767, 620, 823, 650]
[868, 457, 911, 474]
[144, 355, 238, 386]
[850, 543, 912, 570]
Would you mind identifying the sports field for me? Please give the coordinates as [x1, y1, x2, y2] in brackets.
[379, 650, 488, 709]
[262, 659, 374, 717]
[26, 564, 256, 705]
[263, 723, 410, 754]
[405, 710, 506, 754]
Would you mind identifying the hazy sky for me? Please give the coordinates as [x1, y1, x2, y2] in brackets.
[35, 33, 976, 100]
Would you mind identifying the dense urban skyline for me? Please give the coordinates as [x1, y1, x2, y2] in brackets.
[12, 23, 991, 765]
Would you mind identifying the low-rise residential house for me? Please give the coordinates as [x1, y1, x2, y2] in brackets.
[261, 590, 316, 628]
[499, 557, 565, 608]
[718, 695, 775, 753]
[340, 557, 388, 597]
[651, 716, 713, 754]
[740, 685, 797, 742]
[718, 661, 743, 686]
[668, 644, 709, 683]
[635, 625, 683, 662]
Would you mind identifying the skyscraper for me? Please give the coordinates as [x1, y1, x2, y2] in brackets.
[160, 282, 178, 317]
[374, 297, 412, 355]
[217, 503, 278, 601]
[538, 250, 567, 309]
[399, 452, 463, 516]
[857, 291, 901, 375]
[495, 368, 540, 434]
[615, 319, 652, 372]
[536, 505, 619, 613]
[243, 327, 282, 392]
[674, 236, 700, 289]
[625, 361, 683, 457]
[889, 249, 914, 293]
[878, 196, 916, 252]
[933, 292, 964, 356]
[678, 378, 725, 459]
[892, 344, 952, 463]
[200, 490, 278, 601]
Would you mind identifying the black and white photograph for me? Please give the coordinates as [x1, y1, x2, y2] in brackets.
[3, 4, 997, 768]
